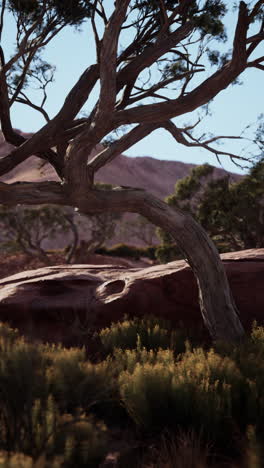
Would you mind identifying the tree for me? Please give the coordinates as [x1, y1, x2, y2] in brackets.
[0, 204, 73, 263]
[198, 158, 264, 250]
[0, 203, 121, 264]
[162, 158, 264, 254]
[0, 0, 264, 341]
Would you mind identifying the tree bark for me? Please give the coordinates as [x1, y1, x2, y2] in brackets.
[138, 194, 245, 342]
[72, 187, 245, 342]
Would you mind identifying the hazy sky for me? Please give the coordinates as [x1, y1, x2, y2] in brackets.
[2, 4, 264, 175]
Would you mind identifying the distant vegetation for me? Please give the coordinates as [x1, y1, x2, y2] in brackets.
[0, 159, 263, 267]
[157, 158, 264, 262]
[0, 317, 263, 466]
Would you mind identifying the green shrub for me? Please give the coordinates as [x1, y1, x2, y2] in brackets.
[42, 344, 116, 416]
[98, 315, 186, 355]
[0, 323, 109, 465]
[118, 347, 245, 449]
[155, 244, 182, 263]
[114, 347, 175, 375]
[96, 243, 157, 260]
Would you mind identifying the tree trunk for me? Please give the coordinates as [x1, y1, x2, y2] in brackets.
[137, 193, 245, 342]
[72, 186, 245, 342]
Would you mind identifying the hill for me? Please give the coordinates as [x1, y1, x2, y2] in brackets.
[0, 131, 240, 200]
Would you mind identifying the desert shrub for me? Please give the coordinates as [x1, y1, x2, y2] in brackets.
[98, 315, 186, 355]
[113, 347, 175, 376]
[118, 347, 246, 451]
[45, 346, 116, 416]
[96, 243, 142, 260]
[137, 430, 211, 468]
[139, 246, 156, 260]
[96, 244, 157, 261]
[216, 324, 264, 433]
[155, 244, 182, 263]
[52, 415, 107, 468]
[0, 451, 35, 467]
[0, 337, 49, 452]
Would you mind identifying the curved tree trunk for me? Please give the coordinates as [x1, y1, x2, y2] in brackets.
[138, 193, 245, 341]
[75, 187, 245, 342]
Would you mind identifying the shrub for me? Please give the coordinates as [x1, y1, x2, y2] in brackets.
[155, 244, 182, 263]
[118, 347, 246, 451]
[98, 315, 186, 355]
[46, 347, 116, 415]
[0, 323, 109, 465]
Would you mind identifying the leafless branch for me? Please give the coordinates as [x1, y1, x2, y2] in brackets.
[15, 95, 50, 122]
[121, 69, 204, 108]
[163, 121, 249, 165]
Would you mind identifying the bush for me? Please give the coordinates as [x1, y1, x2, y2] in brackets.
[98, 315, 186, 355]
[96, 244, 157, 260]
[47, 350, 115, 414]
[118, 347, 246, 451]
[155, 244, 182, 263]
[0, 321, 264, 467]
[0, 323, 109, 465]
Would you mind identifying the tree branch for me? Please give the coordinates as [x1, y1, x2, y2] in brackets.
[0, 0, 6, 42]
[116, 22, 193, 92]
[163, 121, 249, 166]
[0, 181, 65, 206]
[88, 122, 160, 172]
[114, 2, 250, 125]
[95, 0, 130, 124]
[0, 64, 99, 176]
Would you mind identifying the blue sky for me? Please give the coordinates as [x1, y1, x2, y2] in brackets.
[2, 4, 264, 175]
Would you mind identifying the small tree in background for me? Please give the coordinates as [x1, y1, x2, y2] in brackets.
[160, 157, 264, 255]
[0, 203, 121, 264]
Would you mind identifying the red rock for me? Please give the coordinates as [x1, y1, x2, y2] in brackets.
[0, 249, 263, 345]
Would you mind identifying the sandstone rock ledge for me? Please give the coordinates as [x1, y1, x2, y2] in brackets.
[0, 249, 263, 345]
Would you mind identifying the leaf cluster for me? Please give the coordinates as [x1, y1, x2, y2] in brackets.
[8, 0, 94, 26]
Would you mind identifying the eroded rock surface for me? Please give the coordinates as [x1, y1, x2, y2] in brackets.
[0, 249, 263, 345]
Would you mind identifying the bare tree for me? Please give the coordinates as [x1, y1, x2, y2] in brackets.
[0, 0, 264, 341]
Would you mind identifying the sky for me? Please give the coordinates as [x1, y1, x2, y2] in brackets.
[2, 3, 264, 175]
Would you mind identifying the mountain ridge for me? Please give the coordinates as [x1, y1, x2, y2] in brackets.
[0, 131, 241, 200]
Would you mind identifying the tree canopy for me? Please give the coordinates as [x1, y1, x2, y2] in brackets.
[159, 157, 264, 257]
[1, 0, 264, 341]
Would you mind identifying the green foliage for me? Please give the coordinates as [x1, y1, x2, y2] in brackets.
[47, 349, 115, 414]
[160, 159, 264, 254]
[8, 0, 94, 26]
[0, 205, 71, 260]
[198, 158, 264, 250]
[96, 243, 153, 260]
[0, 320, 264, 466]
[118, 347, 244, 446]
[0, 203, 122, 263]
[155, 243, 182, 263]
[98, 315, 185, 355]
[0, 324, 108, 465]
